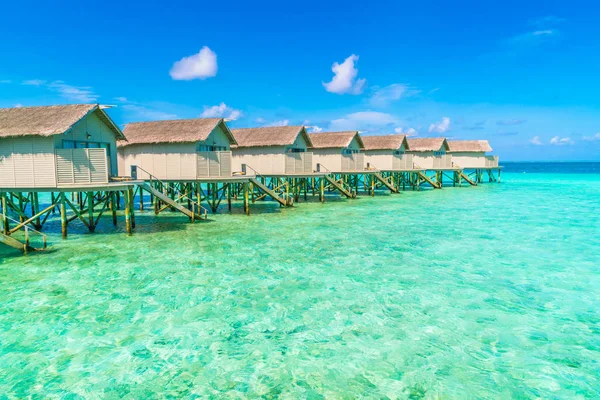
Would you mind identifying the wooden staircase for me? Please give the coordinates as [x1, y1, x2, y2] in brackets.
[372, 172, 399, 193]
[459, 171, 477, 186]
[248, 177, 293, 207]
[137, 182, 206, 220]
[1, 215, 47, 254]
[417, 171, 441, 189]
[324, 175, 356, 198]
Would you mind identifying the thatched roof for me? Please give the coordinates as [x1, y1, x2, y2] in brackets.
[447, 140, 493, 153]
[308, 131, 365, 149]
[0, 103, 124, 139]
[230, 126, 312, 148]
[120, 118, 236, 147]
[406, 137, 449, 152]
[362, 134, 409, 151]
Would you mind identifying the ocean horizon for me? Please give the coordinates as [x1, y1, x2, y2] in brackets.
[1, 162, 599, 397]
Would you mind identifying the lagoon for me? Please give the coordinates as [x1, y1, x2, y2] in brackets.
[1, 163, 599, 397]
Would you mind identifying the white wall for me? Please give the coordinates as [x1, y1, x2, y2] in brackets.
[0, 136, 57, 188]
[118, 142, 197, 180]
[231, 146, 288, 175]
[312, 148, 342, 172]
[365, 150, 393, 170]
[451, 152, 487, 168]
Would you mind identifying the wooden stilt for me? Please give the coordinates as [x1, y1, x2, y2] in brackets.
[87, 191, 95, 232]
[110, 191, 117, 226]
[243, 182, 250, 215]
[128, 187, 136, 229]
[319, 178, 325, 203]
[224, 184, 230, 211]
[60, 193, 67, 239]
[1, 194, 9, 233]
[124, 190, 132, 235]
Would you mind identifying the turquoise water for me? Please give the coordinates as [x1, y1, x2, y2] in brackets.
[1, 167, 600, 398]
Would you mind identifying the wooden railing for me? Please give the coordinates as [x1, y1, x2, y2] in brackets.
[132, 165, 209, 219]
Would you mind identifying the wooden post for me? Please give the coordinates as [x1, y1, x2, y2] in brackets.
[31, 192, 41, 230]
[243, 182, 250, 215]
[60, 193, 67, 239]
[128, 187, 136, 229]
[320, 178, 325, 203]
[124, 190, 132, 235]
[1, 194, 8, 233]
[227, 184, 232, 211]
[139, 186, 144, 211]
[110, 191, 117, 226]
[87, 191, 95, 232]
[370, 175, 375, 197]
[212, 183, 217, 212]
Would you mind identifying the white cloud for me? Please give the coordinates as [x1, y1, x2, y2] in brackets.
[170, 46, 218, 80]
[21, 79, 98, 102]
[116, 98, 178, 121]
[428, 117, 451, 133]
[323, 54, 366, 95]
[200, 102, 242, 120]
[266, 119, 290, 127]
[255, 117, 266, 123]
[14, 103, 23, 108]
[549, 136, 574, 145]
[530, 136, 542, 145]
[306, 125, 323, 133]
[22, 79, 46, 86]
[511, 29, 559, 45]
[47, 81, 98, 102]
[0, 79, 11, 84]
[394, 127, 418, 136]
[369, 84, 419, 107]
[329, 111, 397, 132]
[582, 133, 600, 141]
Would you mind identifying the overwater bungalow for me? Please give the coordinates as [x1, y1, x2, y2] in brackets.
[230, 126, 314, 175]
[308, 131, 365, 173]
[447, 140, 498, 169]
[0, 104, 124, 188]
[118, 118, 237, 180]
[362, 134, 413, 170]
[406, 137, 453, 170]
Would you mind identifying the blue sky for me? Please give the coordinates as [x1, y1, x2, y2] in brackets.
[1, 0, 599, 160]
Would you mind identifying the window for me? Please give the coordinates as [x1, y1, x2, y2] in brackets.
[434, 151, 446, 156]
[393, 150, 405, 155]
[342, 148, 359, 155]
[286, 147, 306, 153]
[62, 140, 110, 155]
[197, 144, 228, 152]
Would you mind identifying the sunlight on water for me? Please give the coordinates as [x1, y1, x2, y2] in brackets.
[1, 170, 599, 397]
